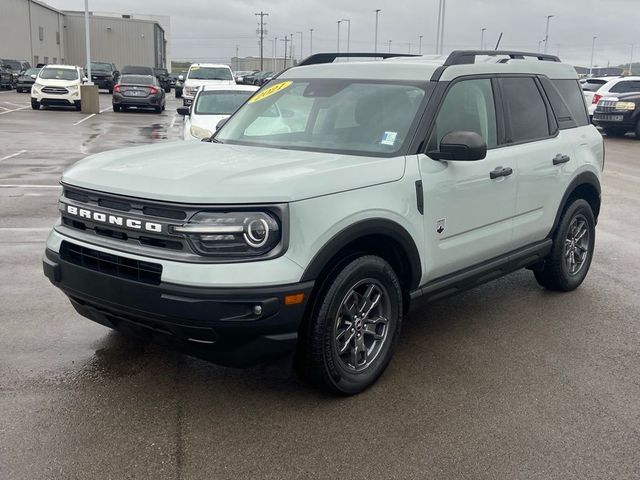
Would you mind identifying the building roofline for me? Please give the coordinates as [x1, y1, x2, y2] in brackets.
[30, 0, 64, 15]
[62, 10, 165, 32]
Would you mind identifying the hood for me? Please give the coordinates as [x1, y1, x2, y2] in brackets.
[62, 142, 405, 204]
[37, 78, 79, 87]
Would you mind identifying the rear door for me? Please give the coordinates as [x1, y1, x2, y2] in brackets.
[418, 77, 518, 280]
[498, 76, 577, 248]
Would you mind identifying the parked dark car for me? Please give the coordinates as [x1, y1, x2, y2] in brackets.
[154, 68, 171, 93]
[253, 71, 274, 86]
[0, 65, 13, 89]
[85, 62, 119, 92]
[593, 92, 640, 138]
[0, 59, 31, 87]
[15, 67, 41, 92]
[112, 74, 166, 113]
[174, 71, 187, 98]
[169, 73, 179, 87]
[241, 71, 261, 85]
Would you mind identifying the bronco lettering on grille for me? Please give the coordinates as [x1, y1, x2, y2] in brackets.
[66, 205, 162, 233]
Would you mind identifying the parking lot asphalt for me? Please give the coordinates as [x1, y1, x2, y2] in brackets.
[0, 88, 639, 480]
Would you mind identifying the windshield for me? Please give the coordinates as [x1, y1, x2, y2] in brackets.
[215, 79, 427, 156]
[120, 75, 155, 85]
[3, 60, 21, 70]
[195, 90, 254, 115]
[188, 67, 233, 81]
[39, 68, 78, 80]
[88, 62, 111, 71]
[23, 68, 40, 76]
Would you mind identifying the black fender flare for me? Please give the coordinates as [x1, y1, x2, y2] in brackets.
[549, 171, 601, 236]
[300, 218, 422, 290]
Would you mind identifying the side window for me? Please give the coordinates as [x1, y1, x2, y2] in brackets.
[428, 78, 497, 152]
[610, 80, 640, 94]
[550, 79, 589, 127]
[499, 77, 550, 143]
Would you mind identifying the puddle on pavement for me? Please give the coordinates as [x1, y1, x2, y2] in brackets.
[139, 123, 168, 141]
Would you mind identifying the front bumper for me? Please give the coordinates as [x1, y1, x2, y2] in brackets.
[593, 110, 636, 130]
[32, 87, 80, 105]
[43, 247, 313, 367]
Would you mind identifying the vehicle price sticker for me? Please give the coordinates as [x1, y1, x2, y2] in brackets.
[381, 131, 398, 145]
[248, 81, 292, 103]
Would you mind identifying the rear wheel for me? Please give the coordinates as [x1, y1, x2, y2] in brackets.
[534, 199, 596, 291]
[108, 87, 113, 94]
[175, 90, 182, 99]
[301, 255, 402, 395]
[31, 99, 39, 110]
[603, 127, 627, 137]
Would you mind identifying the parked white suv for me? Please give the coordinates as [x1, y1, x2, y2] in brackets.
[43, 51, 603, 395]
[31, 65, 86, 111]
[178, 84, 258, 140]
[182, 63, 235, 106]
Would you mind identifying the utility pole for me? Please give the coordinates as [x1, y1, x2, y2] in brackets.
[589, 35, 597, 77]
[538, 40, 543, 52]
[289, 33, 294, 65]
[374, 9, 381, 56]
[255, 11, 269, 71]
[341, 19, 351, 60]
[84, 0, 92, 84]
[309, 29, 314, 55]
[407, 42, 412, 54]
[235, 44, 239, 71]
[419, 35, 423, 54]
[388, 39, 392, 53]
[480, 27, 486, 50]
[629, 44, 635, 75]
[337, 20, 342, 55]
[273, 37, 277, 71]
[281, 36, 289, 69]
[297, 31, 303, 61]
[543, 15, 553, 54]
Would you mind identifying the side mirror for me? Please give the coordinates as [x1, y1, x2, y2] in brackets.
[215, 117, 229, 131]
[30, 74, 37, 79]
[178, 74, 184, 81]
[177, 106, 190, 116]
[427, 131, 487, 161]
[82, 77, 88, 83]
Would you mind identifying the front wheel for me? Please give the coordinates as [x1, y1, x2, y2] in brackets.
[301, 255, 403, 395]
[74, 101, 81, 111]
[31, 99, 39, 110]
[534, 199, 596, 291]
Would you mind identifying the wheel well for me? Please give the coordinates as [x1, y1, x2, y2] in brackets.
[566, 182, 601, 221]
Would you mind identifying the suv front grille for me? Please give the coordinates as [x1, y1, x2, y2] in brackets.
[60, 241, 162, 285]
[42, 86, 69, 94]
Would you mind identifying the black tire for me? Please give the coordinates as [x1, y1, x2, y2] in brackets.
[175, 90, 182, 99]
[534, 199, 596, 291]
[603, 127, 627, 137]
[74, 101, 81, 111]
[113, 105, 121, 112]
[154, 106, 162, 113]
[31, 99, 39, 110]
[301, 255, 403, 395]
[635, 121, 640, 139]
[165, 87, 171, 93]
[108, 87, 113, 94]
[16, 87, 22, 93]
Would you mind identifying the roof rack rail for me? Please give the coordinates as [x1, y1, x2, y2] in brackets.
[297, 52, 420, 66]
[443, 50, 560, 66]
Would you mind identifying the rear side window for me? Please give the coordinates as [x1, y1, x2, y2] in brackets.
[550, 79, 589, 127]
[609, 80, 640, 94]
[499, 77, 550, 143]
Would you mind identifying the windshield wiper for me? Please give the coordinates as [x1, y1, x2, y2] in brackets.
[204, 136, 223, 144]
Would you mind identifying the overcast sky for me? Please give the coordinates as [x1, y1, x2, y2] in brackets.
[48, 0, 639, 67]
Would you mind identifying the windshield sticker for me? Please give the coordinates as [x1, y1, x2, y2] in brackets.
[248, 81, 292, 103]
[381, 131, 398, 145]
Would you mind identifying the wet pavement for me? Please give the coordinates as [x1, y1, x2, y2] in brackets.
[1, 88, 639, 479]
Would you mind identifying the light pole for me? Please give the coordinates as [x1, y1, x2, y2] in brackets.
[543, 15, 553, 54]
[419, 35, 423, 54]
[297, 31, 303, 61]
[629, 44, 635, 75]
[435, 0, 442, 53]
[388, 39, 392, 53]
[439, 0, 447, 54]
[341, 19, 351, 60]
[337, 20, 342, 55]
[589, 35, 597, 77]
[309, 29, 314, 55]
[374, 9, 381, 55]
[538, 40, 543, 52]
[84, 0, 92, 84]
[273, 37, 277, 71]
[480, 27, 486, 50]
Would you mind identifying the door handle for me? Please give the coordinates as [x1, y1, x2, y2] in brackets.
[553, 154, 570, 165]
[489, 166, 513, 179]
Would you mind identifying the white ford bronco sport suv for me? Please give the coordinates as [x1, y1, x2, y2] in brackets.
[44, 51, 603, 395]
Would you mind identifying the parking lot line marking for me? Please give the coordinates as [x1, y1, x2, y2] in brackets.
[0, 184, 61, 188]
[99, 106, 112, 113]
[4, 101, 28, 108]
[0, 150, 27, 162]
[0, 106, 28, 115]
[73, 113, 96, 126]
[169, 114, 177, 129]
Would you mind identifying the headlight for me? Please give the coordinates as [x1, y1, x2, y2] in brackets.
[190, 125, 213, 140]
[615, 101, 635, 111]
[172, 211, 281, 257]
[33, 81, 43, 88]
